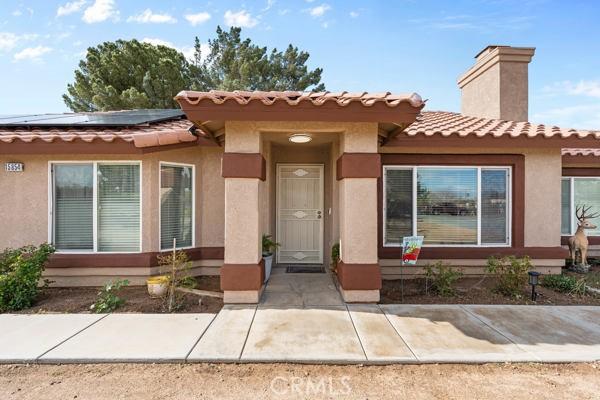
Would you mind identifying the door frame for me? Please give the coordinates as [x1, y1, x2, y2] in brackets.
[275, 163, 325, 265]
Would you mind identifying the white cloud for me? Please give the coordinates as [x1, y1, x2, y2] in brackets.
[224, 10, 258, 28]
[82, 0, 118, 23]
[184, 12, 211, 26]
[0, 32, 19, 51]
[532, 104, 600, 130]
[127, 9, 176, 24]
[57, 0, 87, 17]
[349, 11, 359, 18]
[142, 38, 208, 62]
[12, 10, 22, 17]
[13, 46, 52, 61]
[543, 80, 600, 99]
[0, 32, 38, 51]
[309, 4, 331, 17]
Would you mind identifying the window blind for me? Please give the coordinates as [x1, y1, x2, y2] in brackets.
[417, 168, 477, 245]
[481, 169, 508, 244]
[160, 164, 193, 250]
[97, 164, 141, 252]
[53, 164, 94, 250]
[384, 168, 413, 245]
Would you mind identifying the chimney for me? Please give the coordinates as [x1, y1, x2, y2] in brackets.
[458, 45, 535, 122]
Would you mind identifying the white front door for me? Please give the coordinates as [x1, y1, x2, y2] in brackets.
[276, 164, 324, 264]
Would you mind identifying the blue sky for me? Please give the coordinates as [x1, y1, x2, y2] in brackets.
[0, 0, 599, 129]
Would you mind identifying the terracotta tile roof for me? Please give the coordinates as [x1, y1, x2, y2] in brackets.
[562, 148, 600, 157]
[175, 90, 425, 108]
[404, 111, 600, 139]
[0, 118, 197, 148]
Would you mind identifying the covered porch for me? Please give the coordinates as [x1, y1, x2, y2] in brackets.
[176, 91, 425, 303]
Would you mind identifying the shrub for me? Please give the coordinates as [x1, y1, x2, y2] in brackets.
[424, 262, 463, 297]
[90, 279, 130, 313]
[542, 274, 586, 295]
[330, 243, 340, 272]
[157, 250, 195, 312]
[0, 243, 55, 312]
[486, 256, 532, 297]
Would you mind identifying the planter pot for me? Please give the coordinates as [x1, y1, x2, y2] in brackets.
[263, 253, 273, 283]
[146, 276, 169, 298]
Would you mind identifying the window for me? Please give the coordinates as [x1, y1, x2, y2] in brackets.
[51, 162, 141, 252]
[561, 177, 600, 236]
[160, 163, 194, 250]
[384, 166, 511, 247]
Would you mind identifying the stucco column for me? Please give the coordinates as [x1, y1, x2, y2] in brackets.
[220, 122, 266, 303]
[336, 126, 382, 302]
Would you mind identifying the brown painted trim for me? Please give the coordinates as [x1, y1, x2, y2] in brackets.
[379, 246, 568, 259]
[562, 155, 600, 165]
[47, 246, 224, 268]
[377, 154, 525, 256]
[222, 153, 266, 180]
[0, 138, 215, 155]
[337, 262, 382, 290]
[220, 260, 265, 291]
[562, 167, 600, 177]
[180, 101, 423, 125]
[336, 153, 381, 180]
[561, 236, 600, 245]
[385, 135, 600, 149]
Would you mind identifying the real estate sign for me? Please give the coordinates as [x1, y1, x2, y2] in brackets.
[402, 236, 424, 266]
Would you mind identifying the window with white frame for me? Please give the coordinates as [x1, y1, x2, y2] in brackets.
[51, 162, 141, 252]
[561, 177, 600, 236]
[160, 163, 194, 250]
[383, 166, 511, 246]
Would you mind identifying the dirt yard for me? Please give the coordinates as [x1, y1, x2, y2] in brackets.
[15, 276, 223, 314]
[1, 363, 599, 400]
[380, 274, 600, 305]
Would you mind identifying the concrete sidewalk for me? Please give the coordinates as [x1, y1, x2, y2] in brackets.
[1, 305, 599, 364]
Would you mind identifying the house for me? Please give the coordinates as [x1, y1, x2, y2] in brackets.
[1, 45, 599, 303]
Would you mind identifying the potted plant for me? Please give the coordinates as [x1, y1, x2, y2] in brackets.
[262, 234, 280, 283]
[146, 275, 169, 298]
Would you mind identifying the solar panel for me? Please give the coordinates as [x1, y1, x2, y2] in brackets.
[0, 109, 185, 127]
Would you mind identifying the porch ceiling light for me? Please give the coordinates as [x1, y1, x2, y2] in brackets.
[288, 133, 312, 144]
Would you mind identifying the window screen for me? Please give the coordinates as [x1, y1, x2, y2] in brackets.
[160, 164, 193, 250]
[97, 164, 141, 252]
[53, 164, 94, 250]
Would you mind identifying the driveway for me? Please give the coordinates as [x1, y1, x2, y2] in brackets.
[1, 305, 600, 364]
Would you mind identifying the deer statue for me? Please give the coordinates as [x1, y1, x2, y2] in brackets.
[568, 205, 599, 269]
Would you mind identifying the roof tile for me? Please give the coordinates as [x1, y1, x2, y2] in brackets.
[404, 111, 600, 140]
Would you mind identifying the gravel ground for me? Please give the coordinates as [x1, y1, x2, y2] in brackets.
[1, 362, 599, 400]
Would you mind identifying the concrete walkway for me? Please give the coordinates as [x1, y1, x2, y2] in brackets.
[1, 305, 600, 364]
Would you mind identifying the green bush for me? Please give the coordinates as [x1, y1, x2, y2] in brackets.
[331, 242, 340, 271]
[486, 256, 532, 297]
[542, 274, 586, 295]
[0, 243, 55, 312]
[424, 262, 463, 297]
[90, 279, 130, 313]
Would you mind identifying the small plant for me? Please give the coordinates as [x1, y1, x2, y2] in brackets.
[90, 279, 129, 313]
[330, 242, 340, 272]
[0, 243, 55, 312]
[486, 256, 532, 297]
[424, 262, 463, 297]
[157, 249, 195, 312]
[542, 274, 586, 295]
[262, 234, 280, 256]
